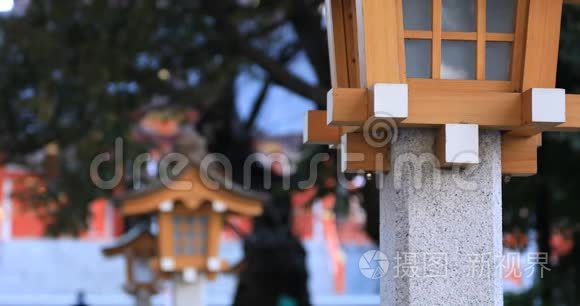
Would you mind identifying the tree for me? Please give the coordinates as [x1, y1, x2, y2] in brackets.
[0, 0, 329, 233]
[503, 5, 580, 304]
[0, 0, 328, 303]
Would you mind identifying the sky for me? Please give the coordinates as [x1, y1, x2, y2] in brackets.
[235, 52, 317, 136]
[0, 0, 12, 12]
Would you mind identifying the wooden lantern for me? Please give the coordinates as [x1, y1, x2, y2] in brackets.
[103, 224, 159, 295]
[117, 166, 266, 281]
[305, 0, 580, 175]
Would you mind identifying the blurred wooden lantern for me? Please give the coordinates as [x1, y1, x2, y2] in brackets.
[102, 224, 158, 295]
[117, 166, 266, 281]
[305, 0, 580, 176]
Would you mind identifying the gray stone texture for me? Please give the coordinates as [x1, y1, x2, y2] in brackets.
[380, 129, 503, 305]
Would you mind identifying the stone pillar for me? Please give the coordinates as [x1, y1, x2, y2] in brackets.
[173, 277, 206, 306]
[134, 288, 152, 306]
[380, 129, 503, 305]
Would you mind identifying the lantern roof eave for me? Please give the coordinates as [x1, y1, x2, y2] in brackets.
[114, 160, 269, 217]
[102, 223, 156, 257]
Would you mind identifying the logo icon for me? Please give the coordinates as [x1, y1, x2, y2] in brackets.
[362, 114, 398, 148]
[359, 250, 389, 279]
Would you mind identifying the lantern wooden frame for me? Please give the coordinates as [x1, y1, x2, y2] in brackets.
[156, 203, 227, 280]
[102, 225, 159, 295]
[305, 0, 580, 176]
[117, 165, 266, 281]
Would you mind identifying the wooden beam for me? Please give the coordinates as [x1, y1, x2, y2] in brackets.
[343, 0, 360, 88]
[206, 212, 223, 280]
[403, 91, 522, 129]
[327, 0, 360, 88]
[327, 88, 368, 126]
[158, 212, 175, 271]
[486, 33, 515, 42]
[408, 79, 513, 92]
[303, 110, 341, 145]
[328, 89, 523, 129]
[549, 94, 580, 131]
[521, 0, 563, 90]
[356, 0, 405, 121]
[325, 91, 580, 133]
[355, 0, 404, 86]
[510, 0, 529, 91]
[340, 132, 390, 173]
[502, 134, 538, 176]
[476, 0, 486, 80]
[432, 0, 442, 79]
[326, 0, 349, 88]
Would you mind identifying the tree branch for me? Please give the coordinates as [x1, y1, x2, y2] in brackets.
[288, 0, 331, 89]
[245, 79, 271, 131]
[204, 2, 327, 109]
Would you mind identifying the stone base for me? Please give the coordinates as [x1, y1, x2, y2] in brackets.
[173, 277, 205, 306]
[380, 129, 503, 305]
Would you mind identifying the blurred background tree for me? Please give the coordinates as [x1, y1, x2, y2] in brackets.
[0, 0, 579, 305]
[0, 0, 330, 233]
[503, 4, 580, 305]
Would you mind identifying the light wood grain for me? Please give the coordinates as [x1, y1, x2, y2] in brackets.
[432, 0, 442, 79]
[206, 212, 223, 280]
[356, 0, 405, 87]
[404, 90, 522, 129]
[549, 94, 580, 131]
[521, 0, 563, 90]
[343, 0, 360, 87]
[477, 0, 486, 80]
[442, 32, 477, 40]
[325, 88, 524, 129]
[327, 87, 368, 126]
[511, 0, 530, 91]
[408, 79, 513, 92]
[396, 0, 407, 82]
[158, 212, 173, 264]
[327, 0, 349, 88]
[486, 33, 516, 42]
[502, 134, 538, 176]
[341, 132, 390, 173]
[405, 30, 433, 39]
[304, 110, 341, 145]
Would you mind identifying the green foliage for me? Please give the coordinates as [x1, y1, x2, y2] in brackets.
[0, 0, 327, 235]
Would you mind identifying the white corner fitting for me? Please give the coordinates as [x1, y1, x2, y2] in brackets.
[211, 201, 227, 213]
[373, 83, 408, 119]
[159, 200, 174, 212]
[160, 256, 176, 272]
[339, 133, 366, 173]
[530, 88, 566, 124]
[207, 257, 221, 272]
[340, 133, 348, 173]
[182, 267, 198, 283]
[326, 89, 334, 125]
[442, 124, 480, 165]
[303, 112, 309, 144]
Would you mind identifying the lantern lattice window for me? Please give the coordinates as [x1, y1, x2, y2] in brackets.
[403, 0, 521, 86]
[172, 215, 208, 256]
